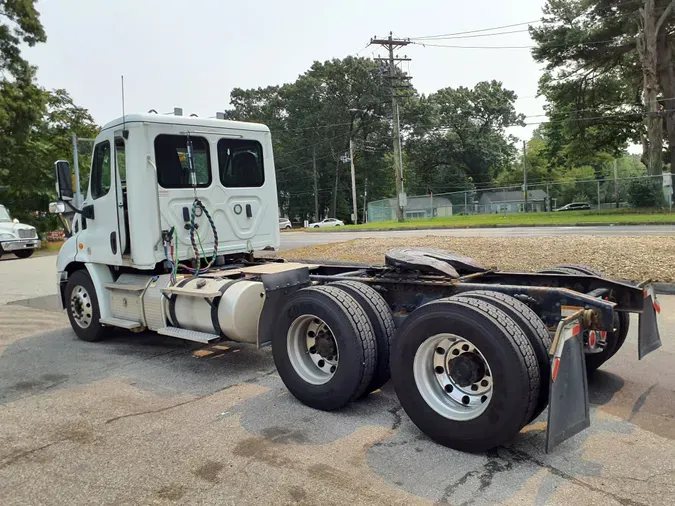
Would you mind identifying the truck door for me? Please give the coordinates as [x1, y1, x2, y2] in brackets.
[79, 134, 124, 265]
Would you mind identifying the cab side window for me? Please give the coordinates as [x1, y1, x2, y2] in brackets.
[91, 141, 111, 199]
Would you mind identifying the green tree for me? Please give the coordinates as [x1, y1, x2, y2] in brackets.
[405, 81, 524, 194]
[531, 0, 675, 176]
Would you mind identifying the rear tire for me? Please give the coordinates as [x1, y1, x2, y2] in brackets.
[65, 269, 108, 342]
[14, 249, 34, 259]
[272, 286, 377, 411]
[391, 297, 540, 453]
[454, 290, 551, 422]
[329, 281, 395, 395]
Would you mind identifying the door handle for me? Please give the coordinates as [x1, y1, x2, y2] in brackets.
[246, 204, 252, 218]
[110, 231, 118, 255]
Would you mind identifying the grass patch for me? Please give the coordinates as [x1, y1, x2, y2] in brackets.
[321, 209, 675, 231]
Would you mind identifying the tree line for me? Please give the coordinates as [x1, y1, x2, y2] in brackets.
[1, 1, 674, 229]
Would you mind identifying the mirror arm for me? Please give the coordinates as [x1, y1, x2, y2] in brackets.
[63, 200, 94, 219]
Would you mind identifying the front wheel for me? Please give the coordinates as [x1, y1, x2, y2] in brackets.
[65, 270, 107, 342]
[314, 225, 320, 228]
[14, 249, 34, 258]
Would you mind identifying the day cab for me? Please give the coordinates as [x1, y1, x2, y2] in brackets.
[55, 112, 279, 315]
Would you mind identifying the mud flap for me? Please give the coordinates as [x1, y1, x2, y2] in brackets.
[638, 285, 662, 360]
[546, 313, 590, 453]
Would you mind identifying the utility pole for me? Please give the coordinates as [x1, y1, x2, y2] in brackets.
[522, 140, 528, 213]
[363, 175, 368, 223]
[370, 32, 411, 222]
[349, 138, 358, 224]
[312, 146, 319, 220]
[332, 154, 340, 218]
[614, 159, 619, 208]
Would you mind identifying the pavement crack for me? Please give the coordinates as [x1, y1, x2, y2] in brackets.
[105, 387, 234, 424]
[629, 383, 658, 422]
[105, 368, 277, 425]
[0, 440, 61, 470]
[504, 447, 648, 506]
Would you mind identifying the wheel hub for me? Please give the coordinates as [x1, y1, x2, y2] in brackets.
[413, 334, 493, 421]
[314, 330, 337, 360]
[70, 285, 92, 329]
[448, 353, 486, 388]
[287, 315, 339, 385]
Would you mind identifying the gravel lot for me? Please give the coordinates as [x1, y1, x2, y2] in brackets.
[283, 235, 675, 282]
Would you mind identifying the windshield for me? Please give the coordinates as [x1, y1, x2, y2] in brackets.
[0, 205, 10, 222]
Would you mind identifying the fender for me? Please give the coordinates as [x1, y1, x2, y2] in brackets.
[84, 263, 114, 321]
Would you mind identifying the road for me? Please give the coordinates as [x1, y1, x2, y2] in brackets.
[279, 225, 675, 250]
[1, 254, 675, 504]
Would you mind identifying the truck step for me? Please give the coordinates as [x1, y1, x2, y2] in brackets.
[100, 316, 143, 329]
[156, 326, 220, 344]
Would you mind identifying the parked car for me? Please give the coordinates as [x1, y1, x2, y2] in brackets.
[0, 204, 41, 259]
[279, 217, 292, 230]
[554, 202, 592, 212]
[308, 217, 344, 228]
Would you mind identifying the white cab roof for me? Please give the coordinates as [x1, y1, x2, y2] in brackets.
[101, 113, 270, 133]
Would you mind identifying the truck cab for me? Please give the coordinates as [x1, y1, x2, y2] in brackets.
[0, 204, 40, 258]
[58, 112, 279, 271]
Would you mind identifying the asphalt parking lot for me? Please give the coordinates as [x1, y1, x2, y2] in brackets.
[2, 256, 675, 505]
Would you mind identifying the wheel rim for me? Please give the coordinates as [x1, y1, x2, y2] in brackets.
[70, 284, 93, 329]
[413, 333, 493, 421]
[287, 315, 339, 385]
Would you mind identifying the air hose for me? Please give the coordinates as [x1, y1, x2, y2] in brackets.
[185, 198, 218, 275]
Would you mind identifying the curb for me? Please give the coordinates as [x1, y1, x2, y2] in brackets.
[654, 283, 675, 295]
[305, 221, 675, 233]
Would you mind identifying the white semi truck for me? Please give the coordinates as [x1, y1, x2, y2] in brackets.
[0, 204, 41, 258]
[52, 111, 663, 453]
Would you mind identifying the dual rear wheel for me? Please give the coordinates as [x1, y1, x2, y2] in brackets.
[273, 284, 550, 452]
[272, 283, 394, 411]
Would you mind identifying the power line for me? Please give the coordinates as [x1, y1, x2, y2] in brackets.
[410, 20, 540, 40]
[412, 36, 628, 50]
[411, 28, 530, 41]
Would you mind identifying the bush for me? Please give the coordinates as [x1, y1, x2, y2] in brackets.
[627, 178, 664, 208]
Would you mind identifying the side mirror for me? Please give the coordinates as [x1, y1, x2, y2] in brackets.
[49, 201, 66, 214]
[54, 160, 73, 201]
[12, 218, 19, 224]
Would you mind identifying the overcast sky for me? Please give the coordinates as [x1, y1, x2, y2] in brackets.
[25, 0, 548, 141]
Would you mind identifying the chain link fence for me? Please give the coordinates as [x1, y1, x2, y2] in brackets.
[367, 174, 673, 222]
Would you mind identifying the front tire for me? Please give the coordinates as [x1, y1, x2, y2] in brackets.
[391, 297, 540, 453]
[272, 286, 377, 411]
[65, 270, 107, 342]
[314, 225, 320, 228]
[14, 249, 34, 258]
